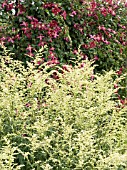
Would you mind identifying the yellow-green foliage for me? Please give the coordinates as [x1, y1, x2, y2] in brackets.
[0, 47, 127, 169]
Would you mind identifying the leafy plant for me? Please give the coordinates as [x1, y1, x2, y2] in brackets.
[0, 0, 127, 71]
[0, 48, 127, 169]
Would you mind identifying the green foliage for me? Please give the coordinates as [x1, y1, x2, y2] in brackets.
[0, 0, 127, 71]
[0, 48, 127, 169]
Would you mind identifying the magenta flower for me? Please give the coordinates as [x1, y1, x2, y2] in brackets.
[52, 7, 61, 15]
[17, 4, 25, 15]
[103, 40, 110, 45]
[94, 56, 99, 61]
[27, 16, 33, 20]
[20, 21, 28, 27]
[1, 1, 7, 8]
[49, 20, 58, 28]
[70, 10, 77, 17]
[47, 59, 60, 65]
[116, 67, 123, 75]
[82, 44, 89, 49]
[101, 7, 108, 17]
[21, 27, 30, 34]
[7, 3, 14, 11]
[89, 41, 96, 48]
[38, 41, 45, 47]
[25, 32, 31, 39]
[14, 34, 20, 40]
[62, 65, 70, 72]
[37, 34, 44, 41]
[8, 37, 14, 43]
[64, 37, 69, 42]
[26, 44, 33, 52]
[61, 10, 67, 20]
[90, 1, 97, 11]
[0, 37, 6, 41]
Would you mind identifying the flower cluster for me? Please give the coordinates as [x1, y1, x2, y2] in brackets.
[0, 0, 127, 72]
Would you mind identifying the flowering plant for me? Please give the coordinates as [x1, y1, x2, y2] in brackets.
[0, 0, 127, 71]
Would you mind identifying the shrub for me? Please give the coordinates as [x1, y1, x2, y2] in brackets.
[0, 48, 127, 169]
[0, 0, 127, 71]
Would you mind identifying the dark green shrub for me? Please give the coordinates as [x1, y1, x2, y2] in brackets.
[0, 0, 127, 71]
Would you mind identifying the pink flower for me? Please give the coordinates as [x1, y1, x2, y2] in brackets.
[50, 47, 55, 51]
[62, 65, 70, 71]
[49, 20, 58, 28]
[82, 44, 89, 49]
[20, 21, 28, 27]
[8, 37, 14, 43]
[61, 10, 67, 20]
[98, 25, 106, 31]
[101, 7, 108, 17]
[80, 63, 85, 68]
[47, 30, 60, 38]
[70, 10, 77, 17]
[37, 34, 44, 41]
[94, 56, 99, 61]
[114, 84, 118, 89]
[26, 44, 33, 52]
[103, 40, 110, 45]
[89, 41, 96, 48]
[91, 75, 95, 81]
[1, 1, 7, 8]
[90, 1, 97, 11]
[116, 67, 123, 75]
[0, 37, 6, 41]
[31, 21, 38, 29]
[32, 17, 38, 22]
[105, 0, 113, 5]
[14, 34, 20, 40]
[21, 27, 30, 34]
[120, 48, 123, 54]
[108, 7, 116, 16]
[38, 41, 45, 47]
[6, 3, 14, 11]
[17, 4, 25, 15]
[52, 7, 61, 15]
[64, 37, 69, 42]
[47, 59, 60, 65]
[27, 16, 33, 20]
[73, 49, 78, 55]
[25, 32, 31, 39]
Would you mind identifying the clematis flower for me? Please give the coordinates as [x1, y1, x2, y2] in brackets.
[8, 37, 14, 43]
[14, 34, 20, 40]
[37, 34, 44, 41]
[94, 56, 99, 61]
[61, 10, 67, 20]
[1, 1, 7, 8]
[26, 44, 33, 52]
[52, 7, 61, 15]
[38, 41, 45, 47]
[101, 7, 108, 17]
[70, 10, 77, 17]
[90, 1, 97, 11]
[20, 21, 28, 27]
[17, 4, 25, 15]
[116, 67, 123, 75]
[89, 41, 96, 48]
